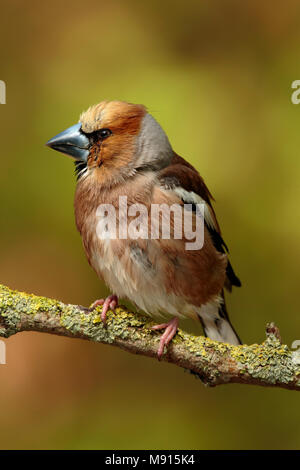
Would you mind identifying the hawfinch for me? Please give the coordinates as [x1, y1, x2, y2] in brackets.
[46, 100, 241, 358]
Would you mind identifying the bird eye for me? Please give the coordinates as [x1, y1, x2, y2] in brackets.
[98, 128, 112, 139]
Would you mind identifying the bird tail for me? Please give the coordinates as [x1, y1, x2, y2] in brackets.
[197, 292, 241, 345]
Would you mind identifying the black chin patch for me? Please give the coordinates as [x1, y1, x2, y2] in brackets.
[74, 161, 87, 181]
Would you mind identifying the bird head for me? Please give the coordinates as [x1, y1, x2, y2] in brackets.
[46, 100, 173, 185]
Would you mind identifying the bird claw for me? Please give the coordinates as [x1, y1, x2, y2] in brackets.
[151, 317, 179, 360]
[90, 295, 118, 325]
[77, 305, 91, 313]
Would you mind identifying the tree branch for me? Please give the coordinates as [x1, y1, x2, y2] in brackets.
[0, 283, 299, 390]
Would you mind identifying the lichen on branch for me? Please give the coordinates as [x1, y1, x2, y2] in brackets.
[0, 283, 299, 390]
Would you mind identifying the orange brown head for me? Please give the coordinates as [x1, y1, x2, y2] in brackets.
[46, 100, 173, 186]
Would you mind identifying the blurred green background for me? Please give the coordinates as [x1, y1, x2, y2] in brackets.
[1, 0, 300, 450]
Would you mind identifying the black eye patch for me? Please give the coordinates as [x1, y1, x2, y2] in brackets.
[98, 128, 112, 140]
[87, 128, 112, 145]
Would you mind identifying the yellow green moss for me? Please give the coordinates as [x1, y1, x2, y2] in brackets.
[0, 283, 299, 388]
[0, 284, 63, 337]
[230, 336, 297, 384]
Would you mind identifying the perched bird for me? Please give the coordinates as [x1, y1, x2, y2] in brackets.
[46, 100, 241, 358]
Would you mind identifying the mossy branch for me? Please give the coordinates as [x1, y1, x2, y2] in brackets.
[0, 283, 299, 390]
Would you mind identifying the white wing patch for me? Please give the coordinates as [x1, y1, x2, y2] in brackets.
[172, 187, 217, 229]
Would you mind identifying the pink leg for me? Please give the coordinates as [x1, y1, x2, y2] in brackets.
[90, 295, 118, 324]
[152, 317, 179, 359]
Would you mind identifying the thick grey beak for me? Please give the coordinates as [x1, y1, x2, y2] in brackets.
[46, 123, 90, 162]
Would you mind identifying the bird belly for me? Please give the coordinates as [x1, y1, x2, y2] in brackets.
[90, 239, 216, 322]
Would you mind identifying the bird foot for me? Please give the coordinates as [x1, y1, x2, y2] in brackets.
[90, 295, 118, 325]
[151, 317, 179, 359]
[78, 295, 118, 324]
